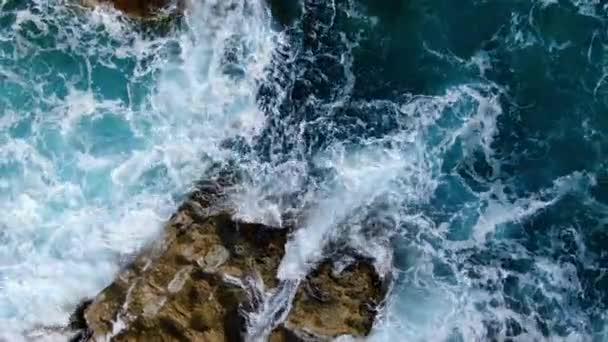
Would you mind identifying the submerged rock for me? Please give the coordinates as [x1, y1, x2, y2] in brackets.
[72, 189, 387, 341]
[82, 0, 183, 17]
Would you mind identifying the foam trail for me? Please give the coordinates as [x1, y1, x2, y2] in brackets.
[245, 279, 300, 341]
[369, 171, 598, 341]
[472, 172, 597, 242]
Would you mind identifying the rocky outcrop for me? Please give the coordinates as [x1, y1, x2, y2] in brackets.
[80, 207, 286, 341]
[67, 184, 387, 341]
[272, 260, 385, 340]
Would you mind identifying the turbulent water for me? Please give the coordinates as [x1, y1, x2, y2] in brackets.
[1, 0, 607, 340]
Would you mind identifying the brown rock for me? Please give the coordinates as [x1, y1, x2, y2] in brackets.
[74, 183, 388, 341]
[272, 259, 387, 341]
[82, 207, 287, 341]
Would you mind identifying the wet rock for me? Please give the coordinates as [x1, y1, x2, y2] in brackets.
[69, 299, 94, 331]
[80, 0, 183, 18]
[81, 207, 286, 341]
[271, 259, 387, 341]
[111, 0, 181, 17]
[74, 186, 387, 341]
[266, 0, 302, 27]
[197, 244, 231, 273]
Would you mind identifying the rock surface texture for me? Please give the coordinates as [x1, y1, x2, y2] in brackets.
[70, 188, 387, 341]
[81, 208, 285, 341]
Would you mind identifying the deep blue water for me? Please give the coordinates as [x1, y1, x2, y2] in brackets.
[264, 1, 608, 340]
[258, 1, 607, 339]
[0, 0, 607, 340]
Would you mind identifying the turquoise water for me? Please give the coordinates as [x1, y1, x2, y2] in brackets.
[0, 0, 274, 338]
[1, 0, 607, 340]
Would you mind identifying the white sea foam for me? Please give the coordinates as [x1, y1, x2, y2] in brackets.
[1, 0, 604, 340]
[473, 172, 596, 242]
[0, 0, 276, 337]
[369, 169, 597, 341]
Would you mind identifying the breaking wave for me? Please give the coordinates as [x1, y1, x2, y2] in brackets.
[0, 0, 607, 340]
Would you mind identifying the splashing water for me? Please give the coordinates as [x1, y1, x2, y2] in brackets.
[1, 0, 608, 340]
[0, 0, 275, 338]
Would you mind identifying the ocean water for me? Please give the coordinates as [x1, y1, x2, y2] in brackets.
[0, 0, 607, 341]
